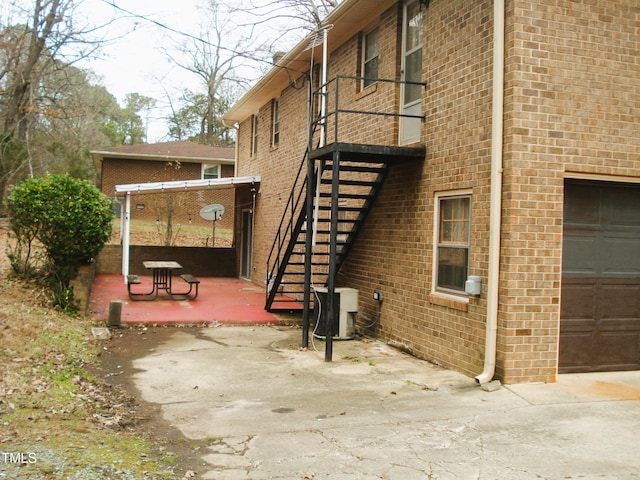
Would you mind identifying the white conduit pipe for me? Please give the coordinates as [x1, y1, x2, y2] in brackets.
[476, 0, 505, 384]
[312, 26, 330, 247]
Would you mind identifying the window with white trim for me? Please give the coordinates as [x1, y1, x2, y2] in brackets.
[251, 114, 259, 156]
[362, 27, 379, 89]
[202, 164, 220, 180]
[435, 193, 471, 294]
[272, 99, 280, 147]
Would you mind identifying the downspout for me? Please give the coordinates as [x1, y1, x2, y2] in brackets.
[312, 25, 331, 247]
[476, 0, 505, 384]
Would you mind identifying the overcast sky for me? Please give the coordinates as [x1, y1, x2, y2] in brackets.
[4, 0, 309, 142]
[76, 0, 301, 142]
[77, 0, 214, 142]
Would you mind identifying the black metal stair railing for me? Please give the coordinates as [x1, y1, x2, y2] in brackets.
[264, 144, 312, 309]
[265, 75, 427, 312]
[264, 156, 389, 311]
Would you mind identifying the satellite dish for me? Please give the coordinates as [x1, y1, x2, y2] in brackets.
[200, 204, 225, 221]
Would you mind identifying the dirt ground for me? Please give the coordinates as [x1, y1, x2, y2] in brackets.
[96, 326, 214, 477]
[0, 219, 219, 478]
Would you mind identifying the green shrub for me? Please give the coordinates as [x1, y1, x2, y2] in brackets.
[6, 175, 113, 312]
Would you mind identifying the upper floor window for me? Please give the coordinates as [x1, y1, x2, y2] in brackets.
[272, 99, 280, 147]
[362, 27, 379, 89]
[434, 193, 471, 294]
[251, 114, 259, 156]
[202, 164, 220, 180]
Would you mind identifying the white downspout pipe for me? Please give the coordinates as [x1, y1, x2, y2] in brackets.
[122, 192, 131, 283]
[476, 0, 505, 384]
[312, 26, 330, 247]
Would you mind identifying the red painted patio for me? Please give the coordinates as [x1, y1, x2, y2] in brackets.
[89, 275, 301, 325]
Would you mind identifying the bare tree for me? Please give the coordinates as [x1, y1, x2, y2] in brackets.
[161, 0, 341, 146]
[231, 0, 340, 43]
[0, 0, 109, 140]
[0, 0, 111, 197]
[160, 0, 273, 145]
[22, 64, 124, 179]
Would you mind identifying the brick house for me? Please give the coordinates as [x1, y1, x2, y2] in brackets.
[92, 141, 236, 232]
[223, 0, 640, 384]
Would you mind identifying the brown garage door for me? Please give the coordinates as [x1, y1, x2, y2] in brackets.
[560, 180, 640, 373]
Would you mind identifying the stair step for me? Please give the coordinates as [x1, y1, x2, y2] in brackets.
[287, 262, 331, 266]
[283, 271, 329, 275]
[325, 164, 387, 174]
[320, 178, 378, 187]
[314, 229, 352, 235]
[319, 192, 372, 200]
[316, 218, 359, 224]
[317, 205, 362, 212]
[290, 250, 345, 255]
[296, 242, 347, 246]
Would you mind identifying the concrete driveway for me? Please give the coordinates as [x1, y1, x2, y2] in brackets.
[125, 325, 640, 479]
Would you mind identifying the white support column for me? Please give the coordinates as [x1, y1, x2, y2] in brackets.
[122, 192, 131, 282]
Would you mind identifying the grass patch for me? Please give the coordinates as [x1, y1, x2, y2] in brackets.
[109, 218, 232, 247]
[0, 277, 178, 479]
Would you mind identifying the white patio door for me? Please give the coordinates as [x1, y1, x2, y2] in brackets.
[241, 210, 253, 279]
[399, 0, 423, 145]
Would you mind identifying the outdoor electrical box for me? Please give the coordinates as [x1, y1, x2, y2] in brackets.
[465, 276, 482, 296]
[313, 287, 358, 340]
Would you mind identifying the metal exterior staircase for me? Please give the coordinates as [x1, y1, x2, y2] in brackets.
[265, 155, 388, 311]
[265, 75, 426, 315]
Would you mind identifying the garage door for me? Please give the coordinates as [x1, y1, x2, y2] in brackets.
[560, 180, 640, 373]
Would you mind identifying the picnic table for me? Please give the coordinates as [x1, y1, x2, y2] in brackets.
[127, 261, 199, 301]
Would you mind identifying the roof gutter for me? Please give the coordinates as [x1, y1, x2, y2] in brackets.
[91, 151, 235, 165]
[223, 0, 393, 123]
[476, 0, 505, 385]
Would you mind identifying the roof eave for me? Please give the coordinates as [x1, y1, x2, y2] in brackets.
[223, 0, 396, 124]
[91, 151, 235, 165]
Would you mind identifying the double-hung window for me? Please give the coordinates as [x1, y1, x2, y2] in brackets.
[435, 193, 471, 294]
[251, 114, 259, 156]
[202, 164, 220, 180]
[362, 27, 379, 89]
[272, 99, 280, 147]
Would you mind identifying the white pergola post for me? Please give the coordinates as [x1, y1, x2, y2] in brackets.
[122, 192, 131, 283]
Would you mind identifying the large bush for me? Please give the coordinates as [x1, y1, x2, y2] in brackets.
[6, 175, 113, 312]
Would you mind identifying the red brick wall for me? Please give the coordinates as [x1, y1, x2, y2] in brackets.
[233, 0, 640, 384]
[97, 244, 237, 277]
[497, 0, 640, 383]
[101, 158, 235, 230]
[340, 0, 494, 379]
[236, 81, 310, 286]
[237, 0, 494, 380]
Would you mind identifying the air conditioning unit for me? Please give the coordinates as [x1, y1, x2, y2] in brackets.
[313, 287, 358, 340]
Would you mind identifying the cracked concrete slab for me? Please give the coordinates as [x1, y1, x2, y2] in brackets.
[129, 325, 640, 479]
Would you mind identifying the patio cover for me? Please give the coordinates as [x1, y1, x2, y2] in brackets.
[115, 176, 260, 280]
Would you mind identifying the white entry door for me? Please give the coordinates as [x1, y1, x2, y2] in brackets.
[241, 210, 253, 279]
[399, 0, 423, 145]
